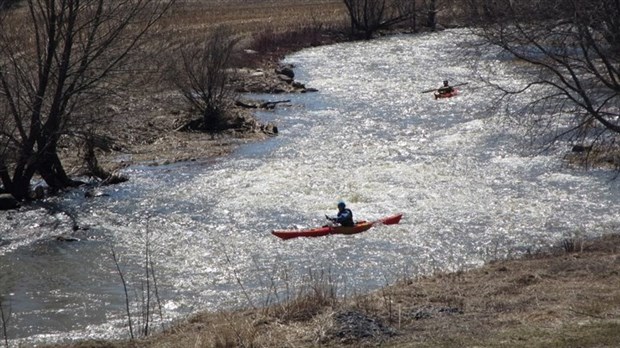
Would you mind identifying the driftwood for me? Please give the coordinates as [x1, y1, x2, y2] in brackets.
[84, 137, 128, 185]
[235, 99, 291, 110]
[0, 193, 18, 210]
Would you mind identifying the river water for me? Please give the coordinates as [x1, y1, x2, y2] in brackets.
[1, 29, 619, 345]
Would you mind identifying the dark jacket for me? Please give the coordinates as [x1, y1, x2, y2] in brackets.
[334, 208, 354, 227]
[437, 85, 454, 94]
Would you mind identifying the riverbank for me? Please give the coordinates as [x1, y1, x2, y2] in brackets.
[59, 0, 352, 176]
[47, 234, 620, 347]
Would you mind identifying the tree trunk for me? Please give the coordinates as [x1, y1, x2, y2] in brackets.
[2, 172, 32, 201]
[0, 149, 36, 200]
[411, 1, 417, 32]
[84, 138, 113, 181]
[0, 0, 173, 200]
[38, 149, 82, 192]
[427, 0, 437, 31]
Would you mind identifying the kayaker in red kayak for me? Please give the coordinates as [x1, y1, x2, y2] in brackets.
[436, 80, 454, 97]
[421, 81, 467, 98]
[326, 201, 354, 227]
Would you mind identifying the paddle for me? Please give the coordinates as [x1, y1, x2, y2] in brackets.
[421, 82, 469, 93]
[324, 215, 338, 228]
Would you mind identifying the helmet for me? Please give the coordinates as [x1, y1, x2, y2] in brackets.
[443, 80, 449, 86]
[337, 201, 346, 209]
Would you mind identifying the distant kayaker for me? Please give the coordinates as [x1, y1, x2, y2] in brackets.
[326, 201, 354, 227]
[437, 80, 454, 96]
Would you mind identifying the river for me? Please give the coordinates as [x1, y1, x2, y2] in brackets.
[1, 29, 619, 345]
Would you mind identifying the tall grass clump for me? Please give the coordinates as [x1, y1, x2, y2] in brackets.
[246, 20, 348, 66]
[0, 297, 10, 348]
[111, 221, 165, 340]
[264, 268, 343, 323]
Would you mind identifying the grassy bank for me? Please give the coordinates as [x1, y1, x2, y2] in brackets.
[48, 234, 620, 347]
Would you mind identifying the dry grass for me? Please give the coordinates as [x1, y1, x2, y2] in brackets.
[377, 234, 620, 347]
[154, 1, 348, 60]
[102, 1, 350, 169]
[565, 146, 620, 171]
[47, 234, 620, 348]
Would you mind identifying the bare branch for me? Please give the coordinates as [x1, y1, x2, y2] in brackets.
[175, 25, 239, 131]
[0, 0, 174, 199]
[473, 0, 620, 153]
[111, 247, 134, 340]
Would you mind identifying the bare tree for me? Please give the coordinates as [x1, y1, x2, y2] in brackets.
[175, 26, 240, 131]
[426, 0, 437, 30]
[0, 0, 174, 200]
[112, 247, 134, 340]
[343, 0, 416, 39]
[461, 0, 508, 22]
[473, 0, 620, 150]
[394, 0, 418, 32]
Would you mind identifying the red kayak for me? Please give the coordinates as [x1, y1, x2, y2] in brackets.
[434, 89, 459, 99]
[272, 213, 403, 240]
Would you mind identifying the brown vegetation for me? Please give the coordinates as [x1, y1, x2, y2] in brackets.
[66, 0, 351, 172]
[47, 234, 620, 348]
